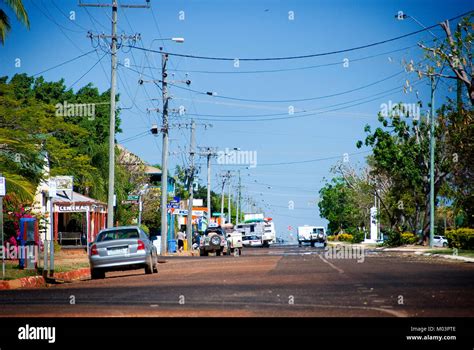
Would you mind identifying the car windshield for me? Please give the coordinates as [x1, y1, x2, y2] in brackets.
[97, 229, 139, 242]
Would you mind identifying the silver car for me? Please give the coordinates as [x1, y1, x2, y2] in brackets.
[89, 226, 158, 279]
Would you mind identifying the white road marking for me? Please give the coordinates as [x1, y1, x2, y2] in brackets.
[318, 254, 344, 274]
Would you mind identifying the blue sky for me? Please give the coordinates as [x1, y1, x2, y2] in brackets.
[1, 0, 470, 241]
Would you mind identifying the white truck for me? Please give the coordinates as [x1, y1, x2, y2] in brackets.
[297, 226, 327, 247]
[236, 216, 276, 248]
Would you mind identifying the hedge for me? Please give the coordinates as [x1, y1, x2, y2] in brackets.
[445, 228, 474, 250]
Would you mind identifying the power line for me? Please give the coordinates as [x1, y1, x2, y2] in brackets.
[174, 79, 425, 122]
[133, 43, 425, 75]
[120, 61, 413, 117]
[33, 49, 97, 77]
[51, 0, 89, 32]
[169, 70, 406, 103]
[254, 151, 370, 167]
[124, 11, 472, 61]
[67, 52, 108, 90]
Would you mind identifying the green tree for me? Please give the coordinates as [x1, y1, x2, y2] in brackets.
[318, 178, 362, 234]
[357, 103, 452, 239]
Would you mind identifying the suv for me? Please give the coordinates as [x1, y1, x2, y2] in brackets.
[297, 226, 327, 247]
[199, 226, 226, 256]
[223, 223, 243, 256]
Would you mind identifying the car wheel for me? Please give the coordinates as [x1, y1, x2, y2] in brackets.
[200, 249, 207, 256]
[91, 268, 105, 280]
[216, 249, 221, 256]
[310, 241, 315, 247]
[238, 248, 242, 256]
[298, 241, 302, 246]
[145, 254, 153, 274]
[443, 242, 448, 247]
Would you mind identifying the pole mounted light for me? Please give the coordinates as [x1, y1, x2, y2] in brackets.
[395, 12, 437, 246]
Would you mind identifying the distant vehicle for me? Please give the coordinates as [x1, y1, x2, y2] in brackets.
[89, 226, 158, 279]
[223, 223, 243, 256]
[199, 226, 227, 256]
[297, 226, 327, 247]
[242, 234, 264, 247]
[432, 235, 449, 247]
[236, 216, 276, 248]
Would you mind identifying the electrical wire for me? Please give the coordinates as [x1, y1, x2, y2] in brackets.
[124, 10, 472, 61]
[32, 50, 97, 77]
[133, 43, 426, 75]
[169, 70, 406, 103]
[67, 52, 107, 90]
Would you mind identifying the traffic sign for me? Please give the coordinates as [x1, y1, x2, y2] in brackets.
[127, 195, 139, 201]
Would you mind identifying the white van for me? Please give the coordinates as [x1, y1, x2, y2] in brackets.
[297, 226, 327, 247]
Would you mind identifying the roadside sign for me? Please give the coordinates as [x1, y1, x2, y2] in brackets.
[0, 177, 5, 196]
[212, 213, 222, 217]
[127, 195, 139, 201]
[167, 203, 180, 209]
[52, 176, 73, 198]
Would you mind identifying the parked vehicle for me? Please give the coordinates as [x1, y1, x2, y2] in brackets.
[199, 225, 226, 256]
[222, 223, 243, 256]
[89, 226, 158, 279]
[236, 216, 276, 248]
[432, 235, 449, 247]
[297, 226, 327, 247]
[241, 234, 264, 247]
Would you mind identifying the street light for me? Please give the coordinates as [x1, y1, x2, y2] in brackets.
[396, 12, 437, 247]
[150, 37, 185, 50]
[149, 37, 184, 255]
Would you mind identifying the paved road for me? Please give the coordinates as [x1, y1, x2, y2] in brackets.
[1, 245, 473, 317]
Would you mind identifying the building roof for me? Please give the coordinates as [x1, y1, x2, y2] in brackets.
[144, 165, 162, 175]
[52, 191, 106, 205]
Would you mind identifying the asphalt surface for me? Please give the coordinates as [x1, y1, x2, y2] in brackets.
[1, 245, 473, 317]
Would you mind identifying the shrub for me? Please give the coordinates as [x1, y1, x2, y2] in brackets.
[401, 232, 417, 245]
[351, 230, 365, 244]
[445, 228, 474, 250]
[383, 230, 402, 247]
[327, 235, 336, 242]
[338, 233, 354, 242]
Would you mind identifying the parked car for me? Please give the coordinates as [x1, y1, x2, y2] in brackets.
[222, 223, 243, 256]
[89, 226, 158, 279]
[432, 235, 449, 247]
[199, 226, 226, 256]
[242, 234, 263, 247]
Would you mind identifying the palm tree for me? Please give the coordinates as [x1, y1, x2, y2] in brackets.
[0, 0, 29, 45]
